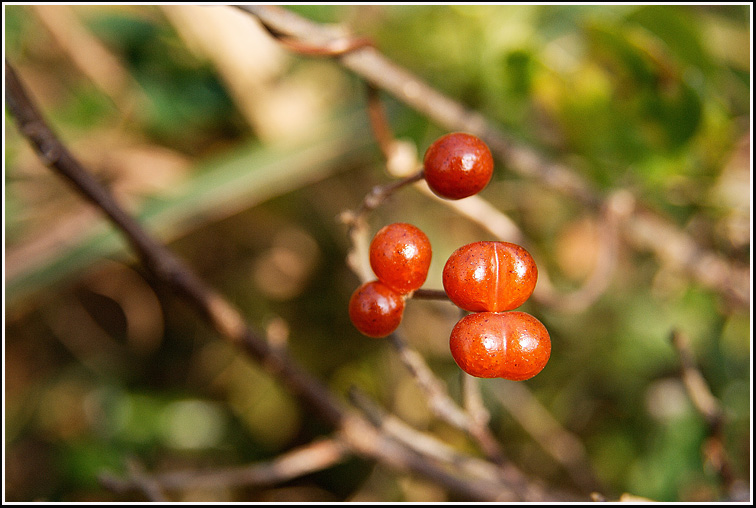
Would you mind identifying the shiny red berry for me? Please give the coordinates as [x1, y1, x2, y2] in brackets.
[443, 241, 538, 312]
[423, 132, 494, 200]
[449, 311, 551, 381]
[369, 223, 432, 294]
[349, 280, 405, 338]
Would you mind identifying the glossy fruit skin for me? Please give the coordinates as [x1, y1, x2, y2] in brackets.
[369, 223, 432, 294]
[443, 241, 537, 312]
[449, 311, 550, 380]
[349, 280, 405, 338]
[423, 132, 494, 200]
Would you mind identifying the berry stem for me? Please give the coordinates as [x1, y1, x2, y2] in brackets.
[362, 170, 425, 213]
[340, 170, 424, 283]
[410, 288, 449, 301]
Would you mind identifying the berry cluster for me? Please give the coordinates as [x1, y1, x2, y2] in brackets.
[349, 132, 550, 381]
[349, 223, 431, 338]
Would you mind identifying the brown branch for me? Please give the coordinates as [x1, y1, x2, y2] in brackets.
[387, 331, 507, 466]
[365, 83, 396, 162]
[29, 5, 146, 111]
[669, 329, 735, 493]
[489, 381, 602, 493]
[237, 4, 749, 310]
[99, 438, 350, 494]
[5, 58, 346, 428]
[6, 58, 557, 502]
[533, 189, 630, 313]
[99, 457, 169, 501]
[347, 388, 580, 502]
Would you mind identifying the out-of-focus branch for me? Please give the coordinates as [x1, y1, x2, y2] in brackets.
[235, 4, 749, 309]
[5, 59, 345, 428]
[388, 331, 506, 465]
[99, 458, 169, 502]
[99, 438, 350, 495]
[29, 5, 146, 111]
[347, 388, 581, 502]
[533, 189, 632, 312]
[488, 381, 601, 493]
[670, 329, 735, 494]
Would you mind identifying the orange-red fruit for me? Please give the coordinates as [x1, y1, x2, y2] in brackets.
[423, 132, 494, 200]
[449, 311, 551, 380]
[369, 223, 432, 294]
[349, 280, 405, 338]
[443, 241, 538, 312]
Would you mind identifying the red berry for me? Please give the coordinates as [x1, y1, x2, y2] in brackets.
[449, 311, 551, 381]
[349, 280, 405, 338]
[423, 132, 494, 200]
[369, 223, 432, 294]
[443, 241, 537, 312]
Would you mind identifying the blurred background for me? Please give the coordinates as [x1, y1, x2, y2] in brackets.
[4, 4, 751, 502]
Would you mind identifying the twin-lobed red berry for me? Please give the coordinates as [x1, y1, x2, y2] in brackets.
[349, 223, 432, 338]
[423, 132, 494, 200]
[443, 241, 538, 313]
[449, 311, 550, 381]
[443, 240, 548, 381]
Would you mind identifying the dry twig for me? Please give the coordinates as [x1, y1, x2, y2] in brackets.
[99, 439, 350, 495]
[670, 329, 735, 495]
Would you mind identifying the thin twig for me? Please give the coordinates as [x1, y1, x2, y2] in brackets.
[411, 289, 449, 301]
[99, 457, 169, 501]
[347, 388, 580, 502]
[365, 84, 396, 162]
[387, 331, 506, 465]
[99, 438, 350, 493]
[488, 380, 602, 494]
[670, 329, 734, 493]
[348, 387, 496, 475]
[339, 170, 424, 283]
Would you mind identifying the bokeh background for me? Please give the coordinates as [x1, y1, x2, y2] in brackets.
[4, 4, 751, 502]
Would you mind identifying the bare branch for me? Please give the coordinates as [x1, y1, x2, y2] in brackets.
[488, 381, 602, 493]
[99, 438, 350, 494]
[99, 457, 169, 502]
[5, 58, 346, 429]
[670, 329, 735, 493]
[347, 388, 581, 502]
